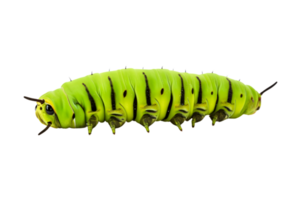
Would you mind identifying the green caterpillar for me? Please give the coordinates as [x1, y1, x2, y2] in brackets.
[24, 68, 277, 135]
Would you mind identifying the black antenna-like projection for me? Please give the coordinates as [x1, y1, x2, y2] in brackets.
[24, 96, 45, 104]
[260, 81, 280, 96]
[38, 122, 52, 135]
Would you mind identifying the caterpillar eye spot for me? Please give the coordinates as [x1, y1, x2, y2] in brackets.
[40, 107, 42, 110]
[123, 90, 127, 98]
[211, 91, 213, 95]
[240, 94, 243, 98]
[191, 88, 194, 94]
[257, 107, 260, 110]
[161, 88, 164, 95]
[46, 104, 54, 115]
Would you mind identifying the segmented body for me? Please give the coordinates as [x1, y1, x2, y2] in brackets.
[35, 68, 264, 134]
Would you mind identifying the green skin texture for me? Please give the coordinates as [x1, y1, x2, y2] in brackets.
[35, 68, 262, 134]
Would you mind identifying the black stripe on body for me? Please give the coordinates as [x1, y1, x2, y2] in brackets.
[108, 76, 116, 110]
[178, 74, 184, 105]
[163, 93, 173, 120]
[146, 110, 157, 113]
[142, 72, 151, 105]
[224, 106, 232, 112]
[133, 95, 137, 120]
[179, 109, 188, 113]
[78, 103, 85, 113]
[227, 78, 233, 103]
[196, 77, 202, 104]
[110, 117, 122, 122]
[213, 94, 219, 113]
[82, 83, 97, 112]
[111, 113, 123, 116]
[54, 114, 61, 127]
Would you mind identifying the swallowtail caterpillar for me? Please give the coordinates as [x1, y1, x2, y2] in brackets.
[24, 68, 277, 135]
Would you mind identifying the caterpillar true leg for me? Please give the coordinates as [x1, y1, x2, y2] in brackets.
[171, 114, 186, 133]
[190, 117, 197, 129]
[141, 114, 156, 134]
[210, 109, 228, 127]
[109, 120, 118, 136]
[86, 115, 98, 136]
[188, 112, 206, 129]
[86, 124, 94, 136]
[107, 117, 126, 136]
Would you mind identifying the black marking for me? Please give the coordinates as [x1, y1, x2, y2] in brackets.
[163, 93, 173, 120]
[143, 72, 151, 105]
[110, 116, 123, 122]
[227, 78, 233, 103]
[191, 88, 194, 94]
[123, 90, 127, 98]
[179, 110, 188, 113]
[212, 94, 219, 113]
[240, 94, 243, 98]
[196, 108, 206, 111]
[82, 83, 97, 112]
[224, 107, 232, 112]
[111, 113, 123, 116]
[211, 91, 213, 95]
[133, 95, 137, 120]
[54, 114, 61, 127]
[178, 74, 185, 105]
[40, 107, 42, 110]
[161, 88, 164, 95]
[257, 106, 260, 110]
[72, 113, 75, 119]
[196, 77, 202, 104]
[78, 103, 85, 113]
[35, 105, 37, 110]
[146, 110, 157, 113]
[108, 77, 116, 110]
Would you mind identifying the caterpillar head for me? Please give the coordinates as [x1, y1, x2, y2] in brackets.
[24, 89, 76, 135]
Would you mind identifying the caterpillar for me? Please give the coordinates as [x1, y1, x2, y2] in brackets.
[24, 68, 277, 135]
